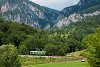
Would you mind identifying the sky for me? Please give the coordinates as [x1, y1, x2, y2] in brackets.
[30, 0, 80, 11]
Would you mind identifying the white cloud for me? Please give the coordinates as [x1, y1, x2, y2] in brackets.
[30, 0, 80, 10]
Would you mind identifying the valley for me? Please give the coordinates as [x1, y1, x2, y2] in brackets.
[0, 0, 100, 67]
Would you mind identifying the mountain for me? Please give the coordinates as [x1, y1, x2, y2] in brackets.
[62, 0, 100, 17]
[0, 0, 59, 29]
[0, 0, 100, 29]
[54, 0, 100, 28]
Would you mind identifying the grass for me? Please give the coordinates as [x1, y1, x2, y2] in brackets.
[20, 56, 65, 66]
[21, 50, 88, 67]
[66, 50, 85, 57]
[23, 61, 89, 67]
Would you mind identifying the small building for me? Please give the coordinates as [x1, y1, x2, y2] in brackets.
[30, 51, 46, 56]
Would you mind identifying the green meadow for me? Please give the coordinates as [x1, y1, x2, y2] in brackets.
[24, 61, 89, 67]
[21, 51, 89, 67]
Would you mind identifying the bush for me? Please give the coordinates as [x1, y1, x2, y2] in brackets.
[0, 44, 21, 67]
[83, 33, 100, 67]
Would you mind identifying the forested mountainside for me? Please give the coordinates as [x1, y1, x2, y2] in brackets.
[0, 13, 100, 55]
[50, 14, 100, 55]
[55, 4, 100, 28]
[0, 0, 59, 29]
[0, 0, 100, 55]
[55, 0, 100, 28]
[0, 0, 100, 29]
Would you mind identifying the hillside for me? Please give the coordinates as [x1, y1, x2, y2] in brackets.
[0, 0, 100, 29]
[54, 14, 100, 47]
[0, 0, 59, 29]
[0, 0, 100, 55]
[61, 0, 100, 17]
[55, 5, 100, 28]
[0, 18, 87, 56]
[0, 0, 100, 56]
[55, 0, 100, 28]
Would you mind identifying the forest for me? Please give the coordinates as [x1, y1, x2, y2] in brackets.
[0, 15, 100, 56]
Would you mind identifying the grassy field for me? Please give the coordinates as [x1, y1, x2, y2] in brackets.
[20, 56, 66, 66]
[23, 61, 89, 67]
[21, 50, 89, 67]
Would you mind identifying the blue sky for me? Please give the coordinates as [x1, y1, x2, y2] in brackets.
[30, 0, 80, 11]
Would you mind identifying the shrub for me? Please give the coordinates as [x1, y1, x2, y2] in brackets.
[0, 44, 21, 67]
[83, 33, 100, 67]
